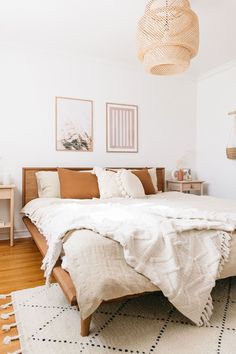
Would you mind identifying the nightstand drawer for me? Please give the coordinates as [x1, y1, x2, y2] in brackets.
[182, 184, 191, 191]
[0, 188, 11, 199]
[190, 183, 201, 191]
[168, 183, 181, 191]
[182, 183, 201, 191]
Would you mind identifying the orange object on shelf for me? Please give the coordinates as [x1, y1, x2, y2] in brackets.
[177, 169, 184, 181]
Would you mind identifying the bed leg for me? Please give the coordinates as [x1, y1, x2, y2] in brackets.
[80, 315, 92, 337]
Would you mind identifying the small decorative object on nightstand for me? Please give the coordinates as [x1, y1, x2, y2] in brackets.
[167, 180, 204, 195]
[0, 185, 15, 246]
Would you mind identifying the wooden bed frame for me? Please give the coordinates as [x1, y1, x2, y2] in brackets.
[22, 167, 165, 336]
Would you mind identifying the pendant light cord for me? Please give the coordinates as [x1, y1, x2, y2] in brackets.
[227, 113, 236, 147]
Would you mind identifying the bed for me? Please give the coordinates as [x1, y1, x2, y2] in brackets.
[22, 167, 236, 336]
[22, 167, 165, 336]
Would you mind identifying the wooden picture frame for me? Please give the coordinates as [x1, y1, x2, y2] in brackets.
[55, 96, 93, 152]
[106, 103, 138, 153]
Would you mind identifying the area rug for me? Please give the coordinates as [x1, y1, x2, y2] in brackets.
[1, 278, 236, 354]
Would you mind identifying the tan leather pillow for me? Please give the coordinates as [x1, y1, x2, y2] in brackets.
[132, 169, 155, 195]
[58, 168, 100, 199]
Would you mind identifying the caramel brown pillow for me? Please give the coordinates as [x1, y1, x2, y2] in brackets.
[132, 169, 155, 195]
[58, 168, 100, 199]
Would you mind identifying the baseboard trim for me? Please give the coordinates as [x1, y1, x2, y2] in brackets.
[0, 229, 30, 241]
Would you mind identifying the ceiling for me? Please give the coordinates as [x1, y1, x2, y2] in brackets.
[0, 0, 236, 76]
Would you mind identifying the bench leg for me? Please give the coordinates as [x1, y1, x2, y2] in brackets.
[80, 315, 92, 337]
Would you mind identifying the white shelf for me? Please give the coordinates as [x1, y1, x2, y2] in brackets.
[0, 222, 11, 229]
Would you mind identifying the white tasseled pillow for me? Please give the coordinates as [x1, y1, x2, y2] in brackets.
[116, 169, 145, 198]
[93, 167, 123, 199]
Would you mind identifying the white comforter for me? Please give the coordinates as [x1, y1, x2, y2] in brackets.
[22, 192, 236, 326]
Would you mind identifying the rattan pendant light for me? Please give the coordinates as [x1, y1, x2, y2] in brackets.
[137, 0, 199, 75]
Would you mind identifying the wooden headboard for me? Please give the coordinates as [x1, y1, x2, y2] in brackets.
[22, 167, 165, 206]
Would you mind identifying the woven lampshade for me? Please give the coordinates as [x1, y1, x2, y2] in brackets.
[137, 0, 199, 75]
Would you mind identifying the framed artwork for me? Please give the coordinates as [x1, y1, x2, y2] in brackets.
[183, 168, 192, 181]
[106, 103, 138, 152]
[55, 96, 93, 152]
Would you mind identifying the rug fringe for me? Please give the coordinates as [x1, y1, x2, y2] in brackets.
[0, 301, 13, 309]
[0, 293, 12, 299]
[3, 334, 21, 345]
[1, 310, 16, 320]
[7, 350, 23, 354]
[2, 322, 19, 332]
[1, 295, 23, 354]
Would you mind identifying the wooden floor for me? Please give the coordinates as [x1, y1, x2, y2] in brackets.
[0, 237, 45, 354]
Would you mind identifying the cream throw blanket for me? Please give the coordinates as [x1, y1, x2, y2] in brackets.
[22, 193, 236, 326]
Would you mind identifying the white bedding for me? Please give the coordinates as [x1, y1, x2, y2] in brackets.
[22, 192, 236, 326]
[62, 227, 236, 321]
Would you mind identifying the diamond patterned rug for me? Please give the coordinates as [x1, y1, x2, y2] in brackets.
[3, 277, 236, 354]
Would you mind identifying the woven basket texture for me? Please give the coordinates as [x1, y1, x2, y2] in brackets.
[137, 0, 199, 75]
[226, 148, 236, 160]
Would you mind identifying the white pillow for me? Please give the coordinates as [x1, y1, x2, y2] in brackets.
[94, 167, 123, 199]
[36, 171, 60, 198]
[148, 168, 158, 193]
[116, 169, 145, 198]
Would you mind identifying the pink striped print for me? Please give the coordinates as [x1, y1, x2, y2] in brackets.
[109, 108, 134, 149]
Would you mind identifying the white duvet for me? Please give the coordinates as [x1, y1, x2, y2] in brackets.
[22, 192, 236, 326]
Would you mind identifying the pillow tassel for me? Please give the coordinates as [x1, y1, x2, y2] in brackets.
[1, 310, 16, 320]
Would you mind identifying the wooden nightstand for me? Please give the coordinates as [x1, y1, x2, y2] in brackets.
[0, 185, 15, 246]
[167, 180, 204, 195]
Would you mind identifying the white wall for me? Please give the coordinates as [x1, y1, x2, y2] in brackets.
[0, 46, 197, 236]
[196, 63, 236, 198]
